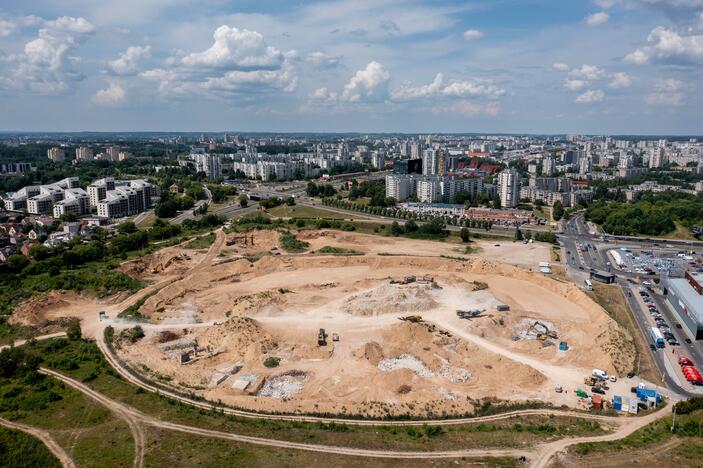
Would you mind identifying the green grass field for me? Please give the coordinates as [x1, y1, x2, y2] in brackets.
[267, 204, 346, 219]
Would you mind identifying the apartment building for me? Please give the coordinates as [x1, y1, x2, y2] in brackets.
[47, 147, 66, 162]
[52, 188, 90, 218]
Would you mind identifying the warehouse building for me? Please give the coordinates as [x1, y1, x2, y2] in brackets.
[662, 272, 703, 340]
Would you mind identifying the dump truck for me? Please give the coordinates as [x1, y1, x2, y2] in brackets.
[456, 309, 485, 319]
[317, 328, 327, 346]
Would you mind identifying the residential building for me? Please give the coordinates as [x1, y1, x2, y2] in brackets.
[47, 147, 65, 162]
[75, 147, 94, 161]
[422, 149, 438, 176]
[52, 188, 90, 218]
[194, 153, 223, 179]
[497, 169, 520, 208]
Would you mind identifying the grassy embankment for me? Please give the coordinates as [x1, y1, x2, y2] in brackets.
[588, 283, 661, 384]
[0, 338, 611, 464]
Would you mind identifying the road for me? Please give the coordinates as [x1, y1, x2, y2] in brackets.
[0, 331, 66, 351]
[559, 212, 703, 398]
[0, 416, 76, 468]
[170, 184, 213, 225]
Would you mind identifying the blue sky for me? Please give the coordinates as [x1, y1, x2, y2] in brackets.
[0, 0, 701, 134]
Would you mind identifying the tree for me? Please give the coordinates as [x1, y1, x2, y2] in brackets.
[390, 221, 403, 236]
[6, 254, 29, 273]
[117, 221, 137, 234]
[66, 318, 82, 341]
[552, 200, 564, 221]
[460, 227, 470, 243]
[238, 195, 248, 208]
[405, 219, 418, 232]
[514, 227, 523, 241]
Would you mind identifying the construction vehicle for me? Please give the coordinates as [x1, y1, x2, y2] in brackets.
[317, 328, 327, 346]
[399, 315, 423, 323]
[456, 309, 485, 319]
[528, 321, 558, 341]
[554, 385, 564, 393]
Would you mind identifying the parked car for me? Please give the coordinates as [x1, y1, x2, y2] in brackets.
[676, 324, 682, 329]
[685, 338, 692, 344]
[591, 387, 606, 395]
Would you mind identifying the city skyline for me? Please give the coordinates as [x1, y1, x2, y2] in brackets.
[0, 0, 702, 134]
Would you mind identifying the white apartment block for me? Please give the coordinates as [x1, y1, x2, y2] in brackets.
[52, 188, 90, 218]
[95, 180, 155, 219]
[47, 147, 66, 162]
[519, 187, 569, 206]
[75, 147, 94, 161]
[3, 177, 79, 214]
[497, 169, 520, 208]
[193, 153, 223, 179]
[385, 174, 483, 203]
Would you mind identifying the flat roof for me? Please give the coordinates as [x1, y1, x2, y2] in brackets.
[668, 278, 703, 321]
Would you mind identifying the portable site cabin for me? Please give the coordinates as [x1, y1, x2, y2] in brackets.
[629, 398, 639, 414]
[635, 387, 661, 404]
[613, 395, 622, 411]
[592, 395, 602, 409]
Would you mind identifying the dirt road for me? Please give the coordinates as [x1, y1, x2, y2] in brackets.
[41, 367, 676, 467]
[0, 416, 76, 468]
[0, 331, 67, 351]
[38, 369, 146, 468]
[40, 368, 531, 461]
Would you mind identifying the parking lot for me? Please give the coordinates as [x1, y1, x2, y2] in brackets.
[610, 247, 696, 277]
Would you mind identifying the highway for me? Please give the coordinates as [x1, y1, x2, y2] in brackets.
[559, 212, 703, 398]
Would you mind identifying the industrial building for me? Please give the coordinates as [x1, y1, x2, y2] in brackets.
[662, 272, 703, 340]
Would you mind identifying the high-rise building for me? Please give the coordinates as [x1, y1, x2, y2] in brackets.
[422, 149, 438, 175]
[105, 146, 121, 161]
[194, 153, 223, 179]
[543, 156, 555, 176]
[47, 147, 66, 162]
[75, 147, 94, 161]
[497, 169, 519, 208]
[649, 147, 668, 168]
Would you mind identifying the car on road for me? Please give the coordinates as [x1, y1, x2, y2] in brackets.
[649, 344, 656, 351]
[685, 338, 693, 344]
[676, 323, 682, 329]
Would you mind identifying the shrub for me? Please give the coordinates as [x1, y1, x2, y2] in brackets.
[263, 357, 280, 368]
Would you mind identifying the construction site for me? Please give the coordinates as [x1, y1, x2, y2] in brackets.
[15, 228, 650, 418]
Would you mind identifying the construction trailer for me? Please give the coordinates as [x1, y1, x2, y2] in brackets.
[496, 304, 510, 312]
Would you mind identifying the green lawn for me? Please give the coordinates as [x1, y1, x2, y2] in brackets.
[267, 204, 346, 219]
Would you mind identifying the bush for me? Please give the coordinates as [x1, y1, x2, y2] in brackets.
[279, 232, 309, 253]
[65, 318, 81, 341]
[263, 357, 280, 368]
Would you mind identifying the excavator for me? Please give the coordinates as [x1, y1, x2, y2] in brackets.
[529, 321, 558, 341]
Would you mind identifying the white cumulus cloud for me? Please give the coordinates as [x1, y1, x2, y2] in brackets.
[0, 19, 17, 37]
[575, 89, 605, 103]
[569, 64, 606, 80]
[0, 16, 94, 94]
[180, 25, 284, 70]
[552, 63, 570, 71]
[564, 79, 588, 91]
[463, 29, 483, 40]
[609, 72, 633, 88]
[625, 26, 703, 65]
[341, 61, 390, 102]
[586, 12, 610, 27]
[391, 73, 504, 101]
[306, 51, 341, 70]
[107, 45, 151, 75]
[92, 83, 126, 106]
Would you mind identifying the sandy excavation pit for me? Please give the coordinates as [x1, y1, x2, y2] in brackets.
[101, 230, 641, 417]
[13, 229, 641, 418]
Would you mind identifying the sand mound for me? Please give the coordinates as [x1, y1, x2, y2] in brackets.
[120, 249, 194, 278]
[341, 283, 439, 316]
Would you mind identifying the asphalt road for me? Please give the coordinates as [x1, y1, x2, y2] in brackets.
[559, 212, 703, 398]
